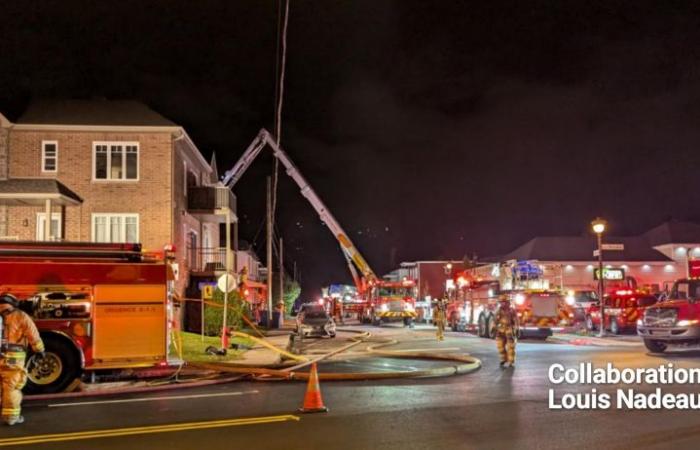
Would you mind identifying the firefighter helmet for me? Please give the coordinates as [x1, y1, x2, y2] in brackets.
[0, 293, 19, 308]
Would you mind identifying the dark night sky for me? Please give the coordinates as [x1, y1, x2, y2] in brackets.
[3, 1, 700, 297]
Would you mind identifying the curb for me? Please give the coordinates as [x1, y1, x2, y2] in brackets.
[549, 334, 642, 347]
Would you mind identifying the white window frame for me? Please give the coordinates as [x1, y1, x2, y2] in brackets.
[92, 142, 140, 181]
[36, 212, 62, 241]
[41, 140, 58, 173]
[91, 213, 140, 243]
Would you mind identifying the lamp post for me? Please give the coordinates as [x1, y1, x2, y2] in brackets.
[592, 218, 607, 338]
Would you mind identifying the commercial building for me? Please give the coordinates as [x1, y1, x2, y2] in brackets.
[479, 220, 700, 292]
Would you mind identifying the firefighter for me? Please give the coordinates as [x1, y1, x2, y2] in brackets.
[495, 294, 518, 368]
[434, 298, 447, 341]
[0, 293, 44, 426]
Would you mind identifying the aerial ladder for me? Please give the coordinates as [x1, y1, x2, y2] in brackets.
[222, 129, 417, 326]
[222, 129, 376, 294]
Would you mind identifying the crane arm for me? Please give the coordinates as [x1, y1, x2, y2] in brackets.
[222, 129, 377, 286]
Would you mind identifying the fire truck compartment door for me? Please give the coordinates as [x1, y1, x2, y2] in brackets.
[93, 285, 166, 361]
[531, 295, 557, 317]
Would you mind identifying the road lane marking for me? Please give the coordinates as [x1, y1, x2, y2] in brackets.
[48, 390, 259, 408]
[0, 415, 300, 447]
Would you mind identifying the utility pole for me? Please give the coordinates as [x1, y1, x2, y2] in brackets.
[279, 236, 284, 318]
[267, 177, 273, 326]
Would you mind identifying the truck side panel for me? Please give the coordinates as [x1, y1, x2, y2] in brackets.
[92, 284, 167, 366]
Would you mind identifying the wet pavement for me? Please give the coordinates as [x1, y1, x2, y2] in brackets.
[9, 323, 700, 449]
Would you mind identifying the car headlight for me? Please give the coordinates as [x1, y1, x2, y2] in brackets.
[636, 319, 643, 327]
[380, 304, 388, 312]
[565, 295, 576, 306]
[514, 294, 525, 306]
[677, 319, 699, 327]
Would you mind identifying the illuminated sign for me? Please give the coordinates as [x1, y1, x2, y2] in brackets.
[593, 268, 625, 281]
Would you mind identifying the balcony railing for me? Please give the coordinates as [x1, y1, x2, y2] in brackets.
[187, 186, 236, 215]
[187, 246, 230, 273]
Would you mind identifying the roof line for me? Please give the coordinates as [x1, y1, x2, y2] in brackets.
[11, 123, 181, 132]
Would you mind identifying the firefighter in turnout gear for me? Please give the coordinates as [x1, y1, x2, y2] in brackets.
[495, 294, 518, 368]
[0, 293, 45, 426]
[434, 298, 447, 341]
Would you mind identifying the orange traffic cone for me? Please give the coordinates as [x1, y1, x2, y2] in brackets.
[299, 363, 328, 413]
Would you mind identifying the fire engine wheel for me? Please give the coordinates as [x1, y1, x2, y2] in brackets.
[487, 315, 497, 339]
[644, 339, 667, 353]
[585, 315, 596, 332]
[477, 314, 487, 337]
[609, 318, 620, 335]
[25, 338, 81, 394]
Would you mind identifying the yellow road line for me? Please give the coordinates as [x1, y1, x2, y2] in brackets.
[0, 415, 300, 447]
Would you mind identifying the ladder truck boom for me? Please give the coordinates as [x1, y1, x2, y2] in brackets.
[222, 129, 377, 288]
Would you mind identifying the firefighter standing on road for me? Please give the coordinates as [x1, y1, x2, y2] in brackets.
[0, 293, 44, 426]
[435, 298, 447, 341]
[495, 294, 518, 368]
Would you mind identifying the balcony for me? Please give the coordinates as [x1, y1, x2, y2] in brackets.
[187, 247, 233, 275]
[187, 186, 236, 222]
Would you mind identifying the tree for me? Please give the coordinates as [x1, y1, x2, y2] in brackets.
[203, 288, 246, 336]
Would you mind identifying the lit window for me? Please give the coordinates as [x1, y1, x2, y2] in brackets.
[92, 214, 139, 243]
[93, 142, 139, 180]
[42, 141, 58, 172]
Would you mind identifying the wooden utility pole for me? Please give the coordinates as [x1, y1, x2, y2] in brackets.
[279, 237, 284, 314]
[267, 177, 273, 325]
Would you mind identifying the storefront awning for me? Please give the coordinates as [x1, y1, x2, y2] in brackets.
[0, 178, 83, 206]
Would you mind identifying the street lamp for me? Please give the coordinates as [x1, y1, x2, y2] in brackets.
[591, 218, 607, 338]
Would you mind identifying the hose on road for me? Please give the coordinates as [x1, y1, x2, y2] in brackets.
[190, 329, 481, 381]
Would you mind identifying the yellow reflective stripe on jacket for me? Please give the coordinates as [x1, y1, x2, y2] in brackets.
[1, 408, 20, 416]
[4, 351, 26, 358]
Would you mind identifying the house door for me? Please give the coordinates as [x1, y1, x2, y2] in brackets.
[36, 213, 62, 241]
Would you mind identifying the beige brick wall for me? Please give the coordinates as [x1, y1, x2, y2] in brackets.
[7, 130, 173, 250]
[4, 127, 221, 298]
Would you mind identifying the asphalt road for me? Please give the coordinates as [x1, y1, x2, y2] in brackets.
[8, 325, 700, 450]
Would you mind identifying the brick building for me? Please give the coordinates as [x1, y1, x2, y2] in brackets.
[0, 100, 236, 297]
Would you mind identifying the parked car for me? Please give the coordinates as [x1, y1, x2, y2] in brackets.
[295, 303, 336, 338]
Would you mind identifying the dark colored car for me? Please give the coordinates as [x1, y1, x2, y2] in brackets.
[295, 303, 336, 338]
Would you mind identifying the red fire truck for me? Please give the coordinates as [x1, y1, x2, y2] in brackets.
[0, 241, 173, 394]
[363, 279, 418, 326]
[637, 277, 700, 352]
[446, 263, 576, 339]
[585, 290, 658, 334]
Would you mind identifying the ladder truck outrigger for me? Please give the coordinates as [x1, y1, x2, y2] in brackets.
[222, 129, 417, 327]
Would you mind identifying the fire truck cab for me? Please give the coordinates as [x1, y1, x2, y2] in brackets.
[0, 241, 173, 394]
[638, 278, 700, 353]
[363, 279, 418, 327]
